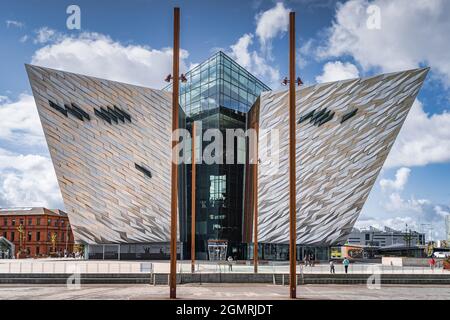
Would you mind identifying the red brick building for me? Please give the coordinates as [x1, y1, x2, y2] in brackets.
[0, 207, 74, 258]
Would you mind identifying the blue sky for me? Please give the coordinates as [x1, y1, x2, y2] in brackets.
[0, 0, 449, 240]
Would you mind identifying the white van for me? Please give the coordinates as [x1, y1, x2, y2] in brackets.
[433, 251, 450, 258]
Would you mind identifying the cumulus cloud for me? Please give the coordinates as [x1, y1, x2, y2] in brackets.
[318, 0, 450, 87]
[255, 2, 290, 57]
[6, 20, 24, 28]
[0, 93, 45, 147]
[0, 94, 61, 208]
[0, 148, 62, 209]
[385, 100, 450, 168]
[315, 0, 450, 169]
[355, 216, 419, 233]
[31, 32, 190, 89]
[374, 173, 450, 240]
[379, 167, 411, 191]
[34, 27, 58, 44]
[316, 61, 359, 83]
[19, 35, 29, 43]
[229, 33, 280, 88]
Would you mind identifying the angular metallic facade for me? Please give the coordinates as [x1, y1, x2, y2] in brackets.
[245, 68, 429, 246]
[27, 59, 429, 256]
[26, 64, 176, 244]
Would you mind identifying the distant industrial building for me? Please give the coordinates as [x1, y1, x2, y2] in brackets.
[0, 207, 74, 258]
[347, 226, 426, 247]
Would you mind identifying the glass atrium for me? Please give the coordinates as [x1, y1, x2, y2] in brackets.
[165, 51, 270, 260]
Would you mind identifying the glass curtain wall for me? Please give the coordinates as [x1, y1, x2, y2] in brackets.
[165, 51, 270, 260]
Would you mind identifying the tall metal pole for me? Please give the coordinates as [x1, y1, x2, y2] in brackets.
[253, 122, 259, 273]
[170, 6, 180, 299]
[191, 122, 196, 274]
[288, 11, 297, 299]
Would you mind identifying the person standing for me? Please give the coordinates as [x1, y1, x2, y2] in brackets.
[343, 257, 350, 274]
[429, 256, 436, 271]
[304, 254, 310, 267]
[227, 256, 233, 271]
[329, 260, 335, 274]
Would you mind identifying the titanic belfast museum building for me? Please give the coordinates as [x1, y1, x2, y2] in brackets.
[26, 51, 429, 260]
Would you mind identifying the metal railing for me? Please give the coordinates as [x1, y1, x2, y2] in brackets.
[0, 259, 447, 275]
[0, 260, 153, 274]
[174, 260, 449, 275]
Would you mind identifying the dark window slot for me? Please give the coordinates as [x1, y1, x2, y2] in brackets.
[310, 108, 327, 123]
[318, 111, 335, 127]
[341, 108, 358, 124]
[314, 110, 331, 125]
[107, 106, 125, 122]
[114, 105, 131, 122]
[101, 107, 118, 123]
[94, 108, 111, 124]
[135, 163, 152, 178]
[71, 103, 90, 120]
[48, 100, 68, 117]
[298, 109, 315, 124]
[65, 104, 84, 121]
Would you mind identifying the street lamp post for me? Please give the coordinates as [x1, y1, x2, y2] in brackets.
[169, 7, 180, 299]
[191, 122, 196, 274]
[288, 11, 297, 299]
[253, 122, 259, 274]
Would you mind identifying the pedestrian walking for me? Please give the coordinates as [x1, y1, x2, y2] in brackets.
[227, 256, 233, 271]
[429, 256, 436, 271]
[343, 257, 350, 274]
[329, 260, 335, 274]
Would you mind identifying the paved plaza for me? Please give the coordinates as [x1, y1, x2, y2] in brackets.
[0, 283, 449, 300]
[1, 259, 448, 275]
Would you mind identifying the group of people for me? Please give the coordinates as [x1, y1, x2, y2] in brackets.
[57, 249, 84, 259]
[304, 253, 316, 267]
[0, 250, 11, 259]
[328, 257, 350, 274]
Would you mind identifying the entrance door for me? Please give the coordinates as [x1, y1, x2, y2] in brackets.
[207, 240, 228, 261]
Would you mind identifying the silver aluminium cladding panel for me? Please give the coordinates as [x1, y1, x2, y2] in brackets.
[257, 68, 429, 245]
[26, 65, 173, 244]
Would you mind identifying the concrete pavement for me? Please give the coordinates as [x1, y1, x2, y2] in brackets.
[0, 284, 449, 300]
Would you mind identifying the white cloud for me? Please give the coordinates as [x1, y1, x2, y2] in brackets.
[19, 35, 29, 43]
[315, 61, 359, 83]
[255, 2, 290, 56]
[0, 93, 45, 146]
[229, 34, 280, 88]
[0, 148, 62, 209]
[385, 100, 450, 168]
[379, 167, 410, 191]
[355, 216, 419, 233]
[358, 196, 449, 240]
[316, 0, 450, 169]
[318, 0, 450, 87]
[6, 20, 24, 28]
[31, 32, 190, 89]
[376, 190, 450, 240]
[34, 27, 57, 44]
